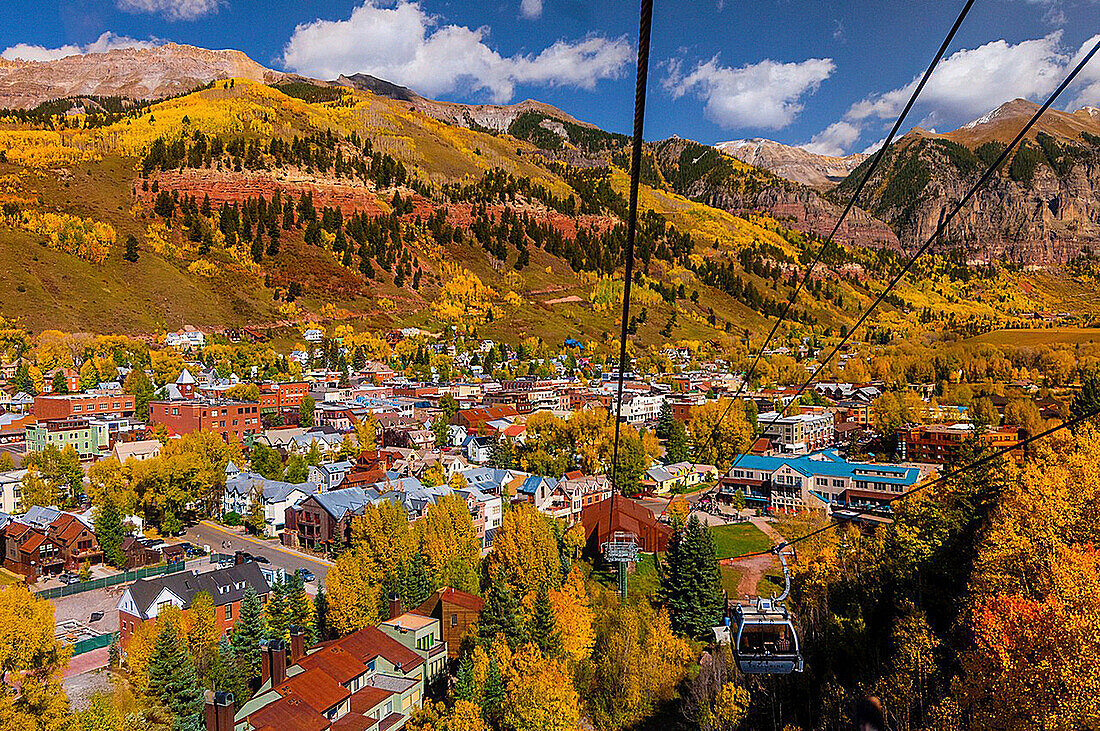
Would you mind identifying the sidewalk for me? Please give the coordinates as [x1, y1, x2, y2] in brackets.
[63, 646, 109, 679]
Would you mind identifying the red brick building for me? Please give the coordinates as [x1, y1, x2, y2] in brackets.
[259, 382, 309, 415]
[34, 392, 135, 420]
[148, 399, 261, 442]
[117, 562, 270, 647]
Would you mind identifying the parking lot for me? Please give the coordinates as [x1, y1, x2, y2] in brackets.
[50, 584, 125, 636]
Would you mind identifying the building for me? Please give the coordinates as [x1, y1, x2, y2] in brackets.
[756, 409, 834, 454]
[581, 494, 672, 554]
[25, 418, 110, 460]
[165, 330, 206, 349]
[118, 561, 271, 647]
[0, 469, 26, 514]
[559, 471, 613, 519]
[1, 506, 101, 581]
[260, 381, 310, 418]
[898, 423, 1024, 464]
[231, 623, 432, 731]
[222, 463, 317, 537]
[454, 405, 519, 436]
[378, 612, 449, 688]
[410, 588, 484, 660]
[34, 392, 136, 420]
[113, 439, 162, 463]
[641, 462, 718, 495]
[618, 393, 664, 424]
[308, 460, 354, 492]
[718, 449, 925, 514]
[283, 486, 370, 550]
[148, 399, 261, 442]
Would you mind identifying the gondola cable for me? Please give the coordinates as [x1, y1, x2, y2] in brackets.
[610, 0, 655, 491]
[721, 35, 1100, 485]
[693, 0, 977, 468]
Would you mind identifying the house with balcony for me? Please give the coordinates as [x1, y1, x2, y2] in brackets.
[0, 506, 102, 581]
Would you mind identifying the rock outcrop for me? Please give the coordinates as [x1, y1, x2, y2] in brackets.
[715, 138, 868, 189]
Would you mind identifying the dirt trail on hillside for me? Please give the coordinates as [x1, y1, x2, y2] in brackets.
[722, 516, 785, 598]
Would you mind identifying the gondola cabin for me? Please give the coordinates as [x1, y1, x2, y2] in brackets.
[732, 598, 804, 674]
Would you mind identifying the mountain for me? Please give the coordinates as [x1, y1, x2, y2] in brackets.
[715, 138, 868, 189]
[836, 99, 1100, 263]
[652, 137, 898, 249]
[0, 43, 291, 108]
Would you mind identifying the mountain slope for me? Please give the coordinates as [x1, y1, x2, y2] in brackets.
[0, 43, 291, 108]
[715, 138, 868, 189]
[837, 99, 1100, 263]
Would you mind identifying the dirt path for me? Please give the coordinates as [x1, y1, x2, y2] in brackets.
[722, 516, 786, 598]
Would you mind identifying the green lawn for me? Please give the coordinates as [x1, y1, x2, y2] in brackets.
[711, 522, 773, 559]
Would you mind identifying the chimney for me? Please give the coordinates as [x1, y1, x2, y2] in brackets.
[260, 643, 272, 685]
[268, 639, 287, 686]
[204, 690, 235, 731]
[234, 550, 245, 566]
[388, 593, 403, 621]
[289, 625, 305, 664]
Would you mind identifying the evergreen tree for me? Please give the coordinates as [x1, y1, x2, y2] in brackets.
[488, 438, 515, 469]
[431, 416, 450, 448]
[658, 515, 724, 638]
[95, 498, 125, 569]
[404, 552, 433, 609]
[266, 580, 290, 642]
[209, 637, 248, 706]
[286, 573, 315, 644]
[454, 652, 475, 701]
[231, 588, 267, 680]
[313, 586, 330, 643]
[478, 573, 526, 648]
[482, 656, 505, 725]
[123, 368, 155, 419]
[529, 583, 561, 657]
[1071, 367, 1100, 429]
[655, 401, 675, 440]
[123, 234, 140, 262]
[148, 620, 204, 731]
[666, 420, 691, 463]
[51, 370, 69, 394]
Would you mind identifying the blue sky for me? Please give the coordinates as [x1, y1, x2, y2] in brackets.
[2, 1, 1098, 155]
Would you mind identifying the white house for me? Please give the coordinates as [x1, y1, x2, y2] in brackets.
[308, 460, 353, 492]
[165, 330, 206, 350]
[303, 329, 325, 343]
[222, 464, 316, 536]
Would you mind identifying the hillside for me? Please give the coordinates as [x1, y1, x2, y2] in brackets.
[836, 99, 1100, 263]
[0, 46, 1093, 341]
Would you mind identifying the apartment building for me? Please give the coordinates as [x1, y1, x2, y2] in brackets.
[757, 409, 834, 454]
[34, 392, 135, 420]
[147, 399, 261, 442]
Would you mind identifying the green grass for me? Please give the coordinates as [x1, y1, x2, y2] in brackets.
[711, 522, 772, 560]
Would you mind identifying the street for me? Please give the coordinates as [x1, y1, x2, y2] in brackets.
[183, 521, 333, 587]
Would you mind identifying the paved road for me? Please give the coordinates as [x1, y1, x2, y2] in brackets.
[184, 521, 333, 587]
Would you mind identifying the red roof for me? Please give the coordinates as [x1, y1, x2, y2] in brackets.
[248, 696, 330, 731]
[274, 667, 350, 713]
[413, 587, 485, 616]
[335, 626, 424, 672]
[297, 644, 368, 684]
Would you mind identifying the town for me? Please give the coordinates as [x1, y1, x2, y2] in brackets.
[0, 318, 1069, 731]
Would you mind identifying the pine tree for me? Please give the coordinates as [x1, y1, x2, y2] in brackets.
[478, 573, 527, 648]
[1071, 367, 1100, 429]
[404, 553, 433, 609]
[231, 588, 267, 679]
[266, 580, 290, 642]
[286, 573, 315, 644]
[209, 637, 248, 706]
[529, 583, 561, 657]
[656, 401, 675, 440]
[482, 656, 505, 725]
[454, 652, 476, 702]
[658, 515, 724, 638]
[488, 438, 515, 469]
[313, 586, 330, 643]
[148, 619, 204, 731]
[95, 498, 125, 569]
[667, 420, 691, 464]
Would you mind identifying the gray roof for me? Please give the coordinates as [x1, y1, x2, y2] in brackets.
[127, 562, 271, 617]
[226, 471, 317, 503]
[311, 486, 372, 520]
[19, 505, 61, 530]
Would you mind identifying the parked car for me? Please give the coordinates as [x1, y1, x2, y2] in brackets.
[58, 572, 80, 585]
[252, 555, 270, 564]
[296, 568, 316, 583]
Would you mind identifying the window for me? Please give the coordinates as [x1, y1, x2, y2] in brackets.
[171, 408, 179, 416]
[451, 613, 458, 627]
[225, 603, 233, 620]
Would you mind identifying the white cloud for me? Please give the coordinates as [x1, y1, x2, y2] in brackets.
[1, 32, 158, 62]
[116, 0, 223, 21]
[281, 1, 630, 103]
[520, 0, 543, 19]
[847, 33, 1069, 127]
[801, 120, 860, 156]
[1065, 33, 1100, 110]
[664, 56, 835, 130]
